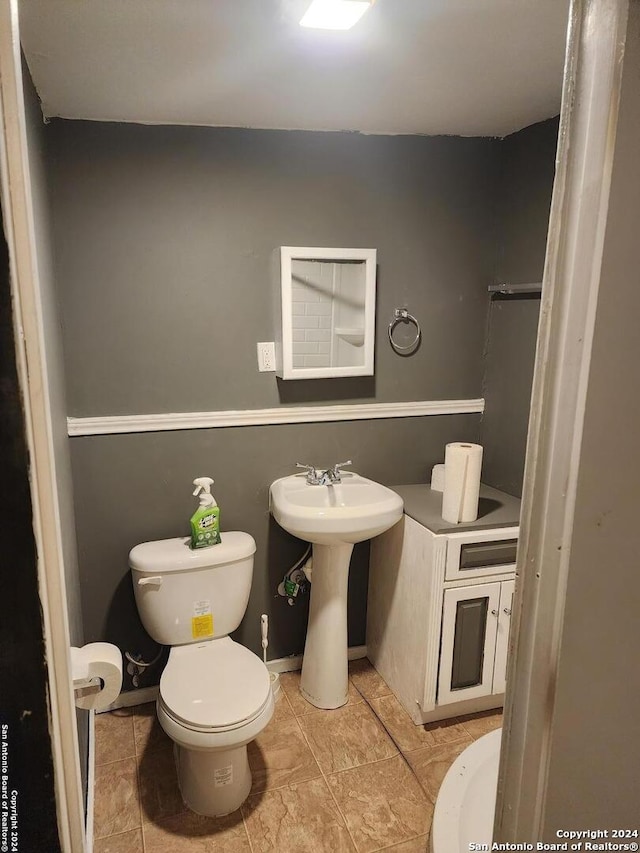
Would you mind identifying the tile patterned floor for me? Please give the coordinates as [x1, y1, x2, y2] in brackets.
[93, 660, 502, 853]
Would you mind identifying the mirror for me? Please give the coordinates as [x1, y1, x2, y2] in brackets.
[276, 247, 376, 380]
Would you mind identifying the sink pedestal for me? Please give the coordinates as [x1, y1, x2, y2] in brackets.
[300, 543, 354, 709]
[270, 471, 404, 709]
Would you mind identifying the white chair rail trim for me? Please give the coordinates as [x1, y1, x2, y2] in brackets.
[67, 398, 485, 436]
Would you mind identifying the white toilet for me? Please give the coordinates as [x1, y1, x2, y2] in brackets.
[129, 532, 274, 817]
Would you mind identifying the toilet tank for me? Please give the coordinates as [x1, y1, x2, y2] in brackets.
[129, 532, 256, 646]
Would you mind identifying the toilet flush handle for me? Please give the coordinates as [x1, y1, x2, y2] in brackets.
[137, 576, 163, 587]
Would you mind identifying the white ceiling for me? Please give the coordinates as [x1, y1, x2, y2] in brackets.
[19, 0, 570, 138]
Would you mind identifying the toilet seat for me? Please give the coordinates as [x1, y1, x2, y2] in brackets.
[159, 637, 271, 733]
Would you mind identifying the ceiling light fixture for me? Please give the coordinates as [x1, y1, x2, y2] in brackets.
[299, 0, 373, 31]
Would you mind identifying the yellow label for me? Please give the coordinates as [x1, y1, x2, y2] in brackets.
[191, 614, 214, 639]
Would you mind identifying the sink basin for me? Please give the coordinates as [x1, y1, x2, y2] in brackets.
[270, 471, 403, 709]
[269, 472, 403, 545]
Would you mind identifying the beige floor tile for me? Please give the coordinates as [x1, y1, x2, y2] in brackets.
[95, 710, 136, 766]
[368, 694, 437, 752]
[271, 689, 294, 723]
[133, 702, 172, 755]
[348, 658, 392, 701]
[93, 828, 143, 853]
[381, 835, 429, 852]
[242, 777, 355, 852]
[280, 670, 362, 716]
[458, 710, 503, 740]
[247, 716, 322, 793]
[143, 808, 250, 852]
[404, 739, 473, 802]
[93, 757, 141, 839]
[327, 755, 433, 853]
[138, 742, 186, 823]
[297, 702, 397, 774]
[423, 716, 471, 746]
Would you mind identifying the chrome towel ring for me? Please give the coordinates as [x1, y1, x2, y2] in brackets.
[388, 307, 421, 353]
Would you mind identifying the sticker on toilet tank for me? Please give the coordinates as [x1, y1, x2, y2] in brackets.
[191, 599, 214, 639]
[214, 765, 233, 787]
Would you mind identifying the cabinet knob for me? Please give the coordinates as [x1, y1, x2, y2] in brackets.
[503, 607, 512, 615]
[491, 609, 499, 616]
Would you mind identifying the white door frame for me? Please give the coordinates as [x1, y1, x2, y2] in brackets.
[495, 0, 629, 839]
[0, 1, 86, 851]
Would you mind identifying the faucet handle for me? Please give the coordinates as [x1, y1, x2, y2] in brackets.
[296, 463, 321, 485]
[296, 463, 317, 473]
[328, 461, 352, 482]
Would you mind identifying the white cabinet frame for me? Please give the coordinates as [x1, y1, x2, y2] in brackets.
[276, 246, 377, 380]
[437, 578, 515, 706]
[492, 580, 515, 695]
[438, 582, 501, 705]
[444, 526, 518, 581]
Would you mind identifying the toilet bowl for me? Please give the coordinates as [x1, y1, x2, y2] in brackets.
[157, 638, 273, 815]
[129, 532, 274, 816]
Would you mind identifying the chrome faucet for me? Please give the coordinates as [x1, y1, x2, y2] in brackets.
[323, 460, 353, 484]
[296, 461, 352, 485]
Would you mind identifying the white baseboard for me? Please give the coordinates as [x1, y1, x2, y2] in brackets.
[98, 684, 159, 713]
[266, 644, 368, 674]
[101, 646, 368, 711]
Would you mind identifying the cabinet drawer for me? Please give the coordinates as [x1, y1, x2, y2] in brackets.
[445, 527, 519, 581]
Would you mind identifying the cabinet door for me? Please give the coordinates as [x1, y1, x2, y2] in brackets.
[492, 580, 515, 695]
[437, 583, 501, 706]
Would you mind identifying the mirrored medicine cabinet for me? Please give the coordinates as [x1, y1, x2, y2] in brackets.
[274, 246, 377, 380]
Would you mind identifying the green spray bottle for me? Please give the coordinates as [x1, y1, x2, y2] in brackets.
[190, 476, 221, 549]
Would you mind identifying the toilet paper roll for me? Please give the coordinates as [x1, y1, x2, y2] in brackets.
[71, 643, 123, 711]
[430, 463, 446, 492]
[442, 442, 483, 524]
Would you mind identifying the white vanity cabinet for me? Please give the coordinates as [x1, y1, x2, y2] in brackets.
[367, 484, 520, 724]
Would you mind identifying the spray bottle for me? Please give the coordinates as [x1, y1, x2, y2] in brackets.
[190, 476, 221, 549]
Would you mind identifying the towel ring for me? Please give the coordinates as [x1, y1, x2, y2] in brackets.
[388, 308, 421, 353]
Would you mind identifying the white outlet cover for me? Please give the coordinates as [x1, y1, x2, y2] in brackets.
[257, 342, 276, 372]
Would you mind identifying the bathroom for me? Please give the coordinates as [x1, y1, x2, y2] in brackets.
[1, 0, 639, 851]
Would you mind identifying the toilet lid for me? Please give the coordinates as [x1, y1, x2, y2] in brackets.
[160, 639, 271, 730]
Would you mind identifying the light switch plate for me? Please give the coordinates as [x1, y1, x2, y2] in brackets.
[257, 342, 276, 372]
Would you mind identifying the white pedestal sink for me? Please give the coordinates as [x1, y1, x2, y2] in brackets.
[269, 472, 403, 709]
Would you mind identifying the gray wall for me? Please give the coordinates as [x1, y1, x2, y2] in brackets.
[44, 122, 500, 685]
[542, 2, 640, 829]
[70, 415, 480, 671]
[47, 123, 497, 415]
[22, 64, 88, 804]
[481, 118, 558, 496]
